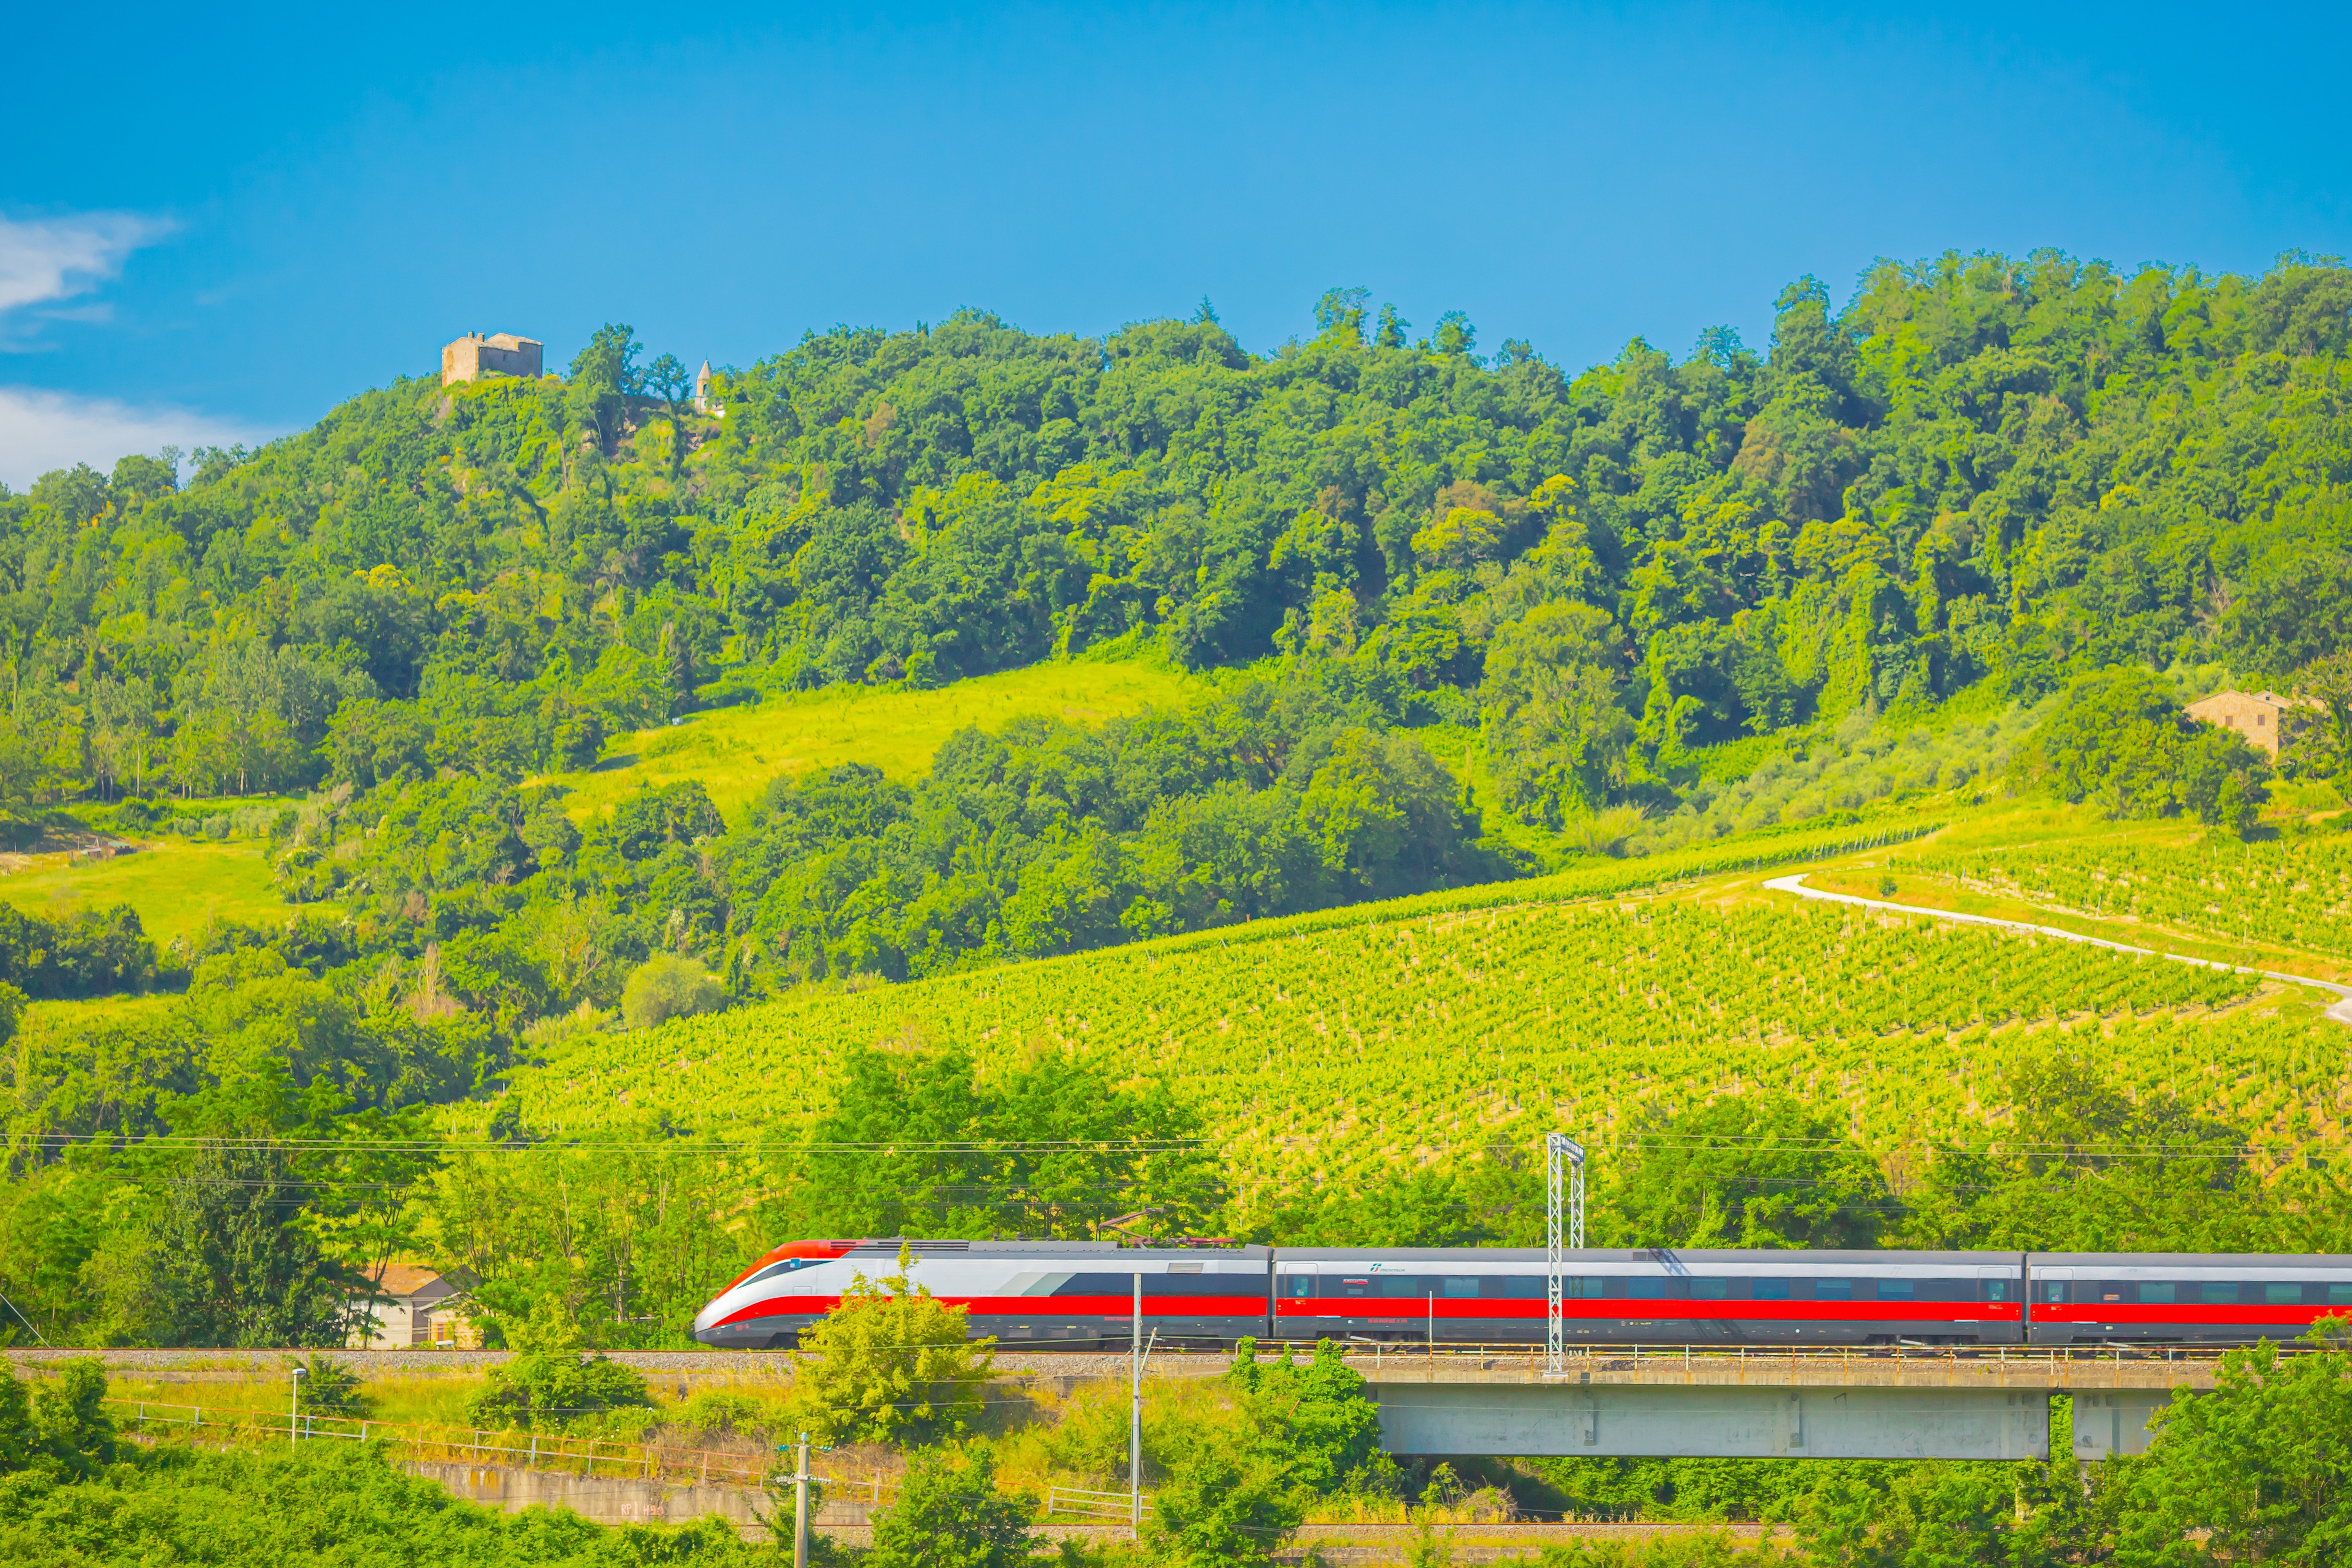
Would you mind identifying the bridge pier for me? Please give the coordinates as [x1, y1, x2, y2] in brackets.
[2066, 1390, 2165, 1460]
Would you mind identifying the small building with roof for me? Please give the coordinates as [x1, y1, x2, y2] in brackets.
[348, 1265, 477, 1349]
[2186, 689, 2314, 757]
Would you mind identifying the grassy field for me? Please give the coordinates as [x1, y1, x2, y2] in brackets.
[550, 660, 1198, 822]
[495, 806, 2352, 1209]
[0, 839, 283, 940]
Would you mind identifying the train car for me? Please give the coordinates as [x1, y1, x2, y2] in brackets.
[692, 1238, 1272, 1349]
[1274, 1249, 2028, 1345]
[2024, 1253, 2352, 1345]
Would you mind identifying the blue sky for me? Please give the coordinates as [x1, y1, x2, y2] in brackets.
[2, 2, 2345, 488]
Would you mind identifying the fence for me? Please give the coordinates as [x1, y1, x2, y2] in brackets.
[1044, 1484, 1149, 1521]
[104, 1398, 895, 1497]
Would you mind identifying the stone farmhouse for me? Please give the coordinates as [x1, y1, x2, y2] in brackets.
[441, 331, 545, 386]
[2186, 688, 2316, 757]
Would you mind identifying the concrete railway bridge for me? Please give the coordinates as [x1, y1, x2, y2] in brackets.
[1352, 1343, 2208, 1462]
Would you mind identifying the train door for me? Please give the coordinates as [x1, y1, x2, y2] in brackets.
[1975, 1264, 2025, 1345]
[1274, 1263, 1320, 1338]
[2029, 1267, 2073, 1346]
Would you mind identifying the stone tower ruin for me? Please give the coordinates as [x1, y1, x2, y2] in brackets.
[442, 332, 545, 385]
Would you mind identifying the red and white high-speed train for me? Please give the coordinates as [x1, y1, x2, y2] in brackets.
[692, 1241, 2352, 1349]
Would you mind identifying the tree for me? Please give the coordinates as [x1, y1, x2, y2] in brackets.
[2008, 666, 2270, 831]
[1900, 1051, 2282, 1254]
[774, 1045, 1221, 1242]
[787, 1246, 994, 1445]
[1597, 1094, 1893, 1249]
[0, 1358, 118, 1480]
[867, 1444, 1039, 1568]
[1145, 1442, 1301, 1568]
[147, 1141, 354, 1348]
[619, 953, 726, 1029]
[641, 353, 694, 478]
[2109, 1320, 2352, 1564]
[566, 323, 640, 451]
[2292, 649, 2352, 781]
[1224, 1338, 1395, 1498]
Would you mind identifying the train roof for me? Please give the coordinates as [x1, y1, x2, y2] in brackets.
[2027, 1252, 2352, 1268]
[834, 1240, 1270, 1259]
[1276, 1248, 2023, 1265]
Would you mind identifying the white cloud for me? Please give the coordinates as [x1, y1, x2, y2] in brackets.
[0, 210, 171, 321]
[0, 386, 272, 491]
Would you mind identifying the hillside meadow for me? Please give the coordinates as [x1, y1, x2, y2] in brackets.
[546, 657, 1200, 822]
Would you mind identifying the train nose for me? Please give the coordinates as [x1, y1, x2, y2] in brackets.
[692, 1294, 726, 1344]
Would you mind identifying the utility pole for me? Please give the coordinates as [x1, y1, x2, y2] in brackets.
[289, 1365, 307, 1449]
[1546, 1133, 1585, 1379]
[1130, 1272, 1143, 1539]
[793, 1431, 810, 1568]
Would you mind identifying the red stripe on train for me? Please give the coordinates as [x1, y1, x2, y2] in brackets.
[714, 1294, 1270, 1328]
[2034, 1304, 2342, 1325]
[1274, 1301, 2021, 1323]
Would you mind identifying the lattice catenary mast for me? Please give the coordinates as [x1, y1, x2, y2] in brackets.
[1544, 1132, 1585, 1377]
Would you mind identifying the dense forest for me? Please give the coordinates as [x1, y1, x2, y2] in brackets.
[1, 251, 2350, 1354]
[0, 254, 2344, 1001]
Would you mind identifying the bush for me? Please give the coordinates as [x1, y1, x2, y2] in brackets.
[465, 1305, 652, 1431]
[788, 1246, 993, 1446]
[867, 1444, 1038, 1568]
[292, 1356, 369, 1417]
[620, 953, 726, 1030]
[677, 1389, 769, 1437]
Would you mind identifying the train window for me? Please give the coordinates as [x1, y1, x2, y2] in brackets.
[1981, 1280, 2015, 1302]
[2329, 1284, 2352, 1305]
[1815, 1279, 1853, 1301]
[1578, 1277, 1613, 1299]
[2201, 1282, 2238, 1304]
[2038, 1281, 2067, 1303]
[1920, 1279, 1969, 1302]
[2265, 1283, 2302, 1305]
[1281, 1276, 1314, 1299]
[1378, 1274, 1423, 1298]
[1504, 1276, 1546, 1299]
[1879, 1280, 1915, 1302]
[1627, 1277, 1673, 1300]
[2095, 1283, 2132, 1304]
[1441, 1277, 1481, 1299]
[1753, 1278, 1789, 1301]
[1692, 1279, 1728, 1300]
[2140, 1282, 2175, 1304]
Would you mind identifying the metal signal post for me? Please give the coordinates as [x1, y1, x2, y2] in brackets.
[1544, 1133, 1585, 1378]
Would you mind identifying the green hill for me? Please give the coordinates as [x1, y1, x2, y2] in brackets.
[495, 807, 2346, 1219]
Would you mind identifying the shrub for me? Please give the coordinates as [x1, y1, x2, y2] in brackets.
[788, 1246, 993, 1446]
[867, 1444, 1038, 1568]
[292, 1356, 369, 1417]
[465, 1305, 651, 1430]
[620, 953, 726, 1030]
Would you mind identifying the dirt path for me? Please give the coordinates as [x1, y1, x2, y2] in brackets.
[1763, 872, 2352, 1029]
